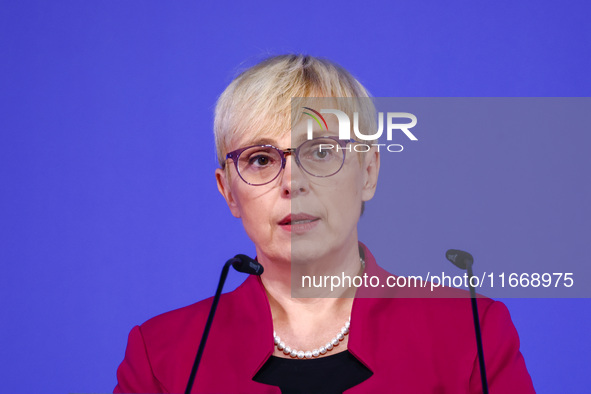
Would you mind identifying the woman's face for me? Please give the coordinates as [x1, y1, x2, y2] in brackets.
[215, 115, 380, 267]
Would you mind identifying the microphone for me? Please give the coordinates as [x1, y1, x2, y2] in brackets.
[445, 249, 474, 270]
[232, 254, 264, 275]
[445, 249, 488, 394]
[185, 254, 263, 394]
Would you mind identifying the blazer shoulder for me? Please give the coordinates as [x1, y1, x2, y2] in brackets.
[139, 274, 256, 337]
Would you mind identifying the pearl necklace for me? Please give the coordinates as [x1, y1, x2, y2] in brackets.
[273, 255, 363, 359]
[273, 317, 350, 359]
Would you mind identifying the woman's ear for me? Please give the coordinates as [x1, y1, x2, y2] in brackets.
[361, 148, 380, 202]
[215, 168, 242, 218]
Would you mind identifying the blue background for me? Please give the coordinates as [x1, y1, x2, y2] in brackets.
[1, 1, 589, 393]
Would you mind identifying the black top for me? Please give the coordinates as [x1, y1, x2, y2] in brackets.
[253, 350, 373, 394]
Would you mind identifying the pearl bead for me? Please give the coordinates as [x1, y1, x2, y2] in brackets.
[304, 351, 312, 359]
[326, 342, 333, 350]
[278, 341, 284, 350]
[331, 338, 339, 346]
[337, 333, 344, 341]
[290, 349, 297, 358]
[320, 346, 327, 354]
[312, 349, 319, 357]
[345, 321, 350, 329]
[341, 327, 348, 335]
[283, 346, 291, 355]
[274, 336, 280, 345]
[297, 351, 304, 359]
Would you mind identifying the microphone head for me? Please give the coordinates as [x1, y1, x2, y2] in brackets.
[232, 254, 264, 276]
[445, 249, 474, 270]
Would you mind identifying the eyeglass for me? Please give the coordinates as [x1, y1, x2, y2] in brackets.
[224, 136, 357, 186]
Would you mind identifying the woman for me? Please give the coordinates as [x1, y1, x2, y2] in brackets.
[114, 55, 535, 393]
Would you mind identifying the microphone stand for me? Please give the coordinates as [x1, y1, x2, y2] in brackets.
[184, 257, 240, 394]
[466, 261, 489, 394]
[446, 249, 489, 394]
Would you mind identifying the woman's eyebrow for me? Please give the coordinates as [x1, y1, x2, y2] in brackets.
[310, 129, 339, 138]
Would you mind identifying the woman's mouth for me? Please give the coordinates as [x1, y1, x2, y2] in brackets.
[279, 214, 320, 233]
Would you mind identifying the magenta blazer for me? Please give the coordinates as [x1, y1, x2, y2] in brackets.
[114, 244, 535, 393]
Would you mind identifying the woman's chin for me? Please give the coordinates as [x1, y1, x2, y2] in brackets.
[289, 242, 331, 265]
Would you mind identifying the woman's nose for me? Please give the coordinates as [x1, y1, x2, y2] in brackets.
[281, 154, 309, 198]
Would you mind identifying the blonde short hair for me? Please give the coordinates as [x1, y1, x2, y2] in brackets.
[214, 55, 374, 167]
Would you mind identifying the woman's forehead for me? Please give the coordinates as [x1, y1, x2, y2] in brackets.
[230, 124, 341, 150]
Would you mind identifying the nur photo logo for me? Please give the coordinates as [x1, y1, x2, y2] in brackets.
[302, 107, 418, 153]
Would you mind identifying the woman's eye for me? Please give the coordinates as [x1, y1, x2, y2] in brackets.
[307, 144, 334, 160]
[314, 150, 329, 159]
[249, 155, 272, 166]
